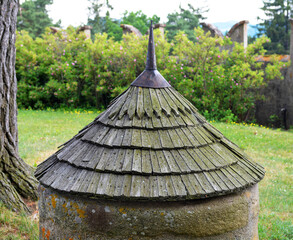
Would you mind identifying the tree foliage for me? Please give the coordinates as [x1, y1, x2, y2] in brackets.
[15, 27, 288, 122]
[104, 13, 122, 41]
[87, 1, 160, 41]
[87, 0, 113, 39]
[17, 0, 60, 38]
[257, 0, 293, 54]
[165, 4, 207, 42]
[121, 11, 160, 35]
[170, 29, 288, 122]
[86, 2, 207, 42]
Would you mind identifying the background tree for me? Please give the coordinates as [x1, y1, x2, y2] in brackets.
[87, 0, 113, 39]
[104, 11, 123, 41]
[17, 0, 60, 38]
[121, 11, 160, 35]
[0, 0, 38, 213]
[165, 4, 208, 41]
[257, 0, 293, 54]
[87, 7, 160, 42]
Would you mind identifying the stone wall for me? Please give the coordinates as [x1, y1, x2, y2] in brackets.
[120, 24, 142, 37]
[78, 26, 92, 40]
[200, 20, 249, 48]
[255, 66, 292, 128]
[227, 21, 249, 48]
[255, 19, 293, 128]
[200, 22, 224, 38]
[120, 23, 166, 38]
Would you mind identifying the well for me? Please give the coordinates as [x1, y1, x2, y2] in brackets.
[35, 22, 265, 240]
[39, 184, 259, 240]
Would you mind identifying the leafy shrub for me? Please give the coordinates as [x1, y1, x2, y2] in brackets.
[16, 27, 288, 122]
[161, 28, 289, 122]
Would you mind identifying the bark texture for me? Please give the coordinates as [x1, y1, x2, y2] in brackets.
[0, 0, 38, 213]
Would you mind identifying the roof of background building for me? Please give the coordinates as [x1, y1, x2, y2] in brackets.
[255, 55, 290, 62]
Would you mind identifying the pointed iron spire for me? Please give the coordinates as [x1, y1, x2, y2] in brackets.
[145, 21, 157, 70]
[130, 21, 171, 88]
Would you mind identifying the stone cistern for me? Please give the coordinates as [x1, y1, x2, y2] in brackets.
[35, 22, 265, 240]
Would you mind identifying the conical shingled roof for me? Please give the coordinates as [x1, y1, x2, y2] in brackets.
[35, 23, 265, 201]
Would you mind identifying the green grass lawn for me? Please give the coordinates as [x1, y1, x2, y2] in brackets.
[1, 109, 292, 239]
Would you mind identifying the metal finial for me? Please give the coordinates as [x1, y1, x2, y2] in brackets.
[130, 21, 171, 88]
[145, 21, 157, 70]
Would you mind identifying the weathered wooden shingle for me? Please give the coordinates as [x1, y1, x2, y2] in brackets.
[36, 23, 264, 201]
[37, 86, 265, 199]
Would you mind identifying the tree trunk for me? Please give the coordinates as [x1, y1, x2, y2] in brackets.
[0, 0, 38, 213]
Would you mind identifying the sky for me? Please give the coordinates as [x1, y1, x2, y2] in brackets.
[41, 0, 266, 28]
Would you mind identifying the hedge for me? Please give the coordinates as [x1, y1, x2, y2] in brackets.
[16, 26, 288, 122]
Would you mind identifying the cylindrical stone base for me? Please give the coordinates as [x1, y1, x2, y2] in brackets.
[38, 184, 259, 240]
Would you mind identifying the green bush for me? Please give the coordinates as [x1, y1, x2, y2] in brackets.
[161, 28, 289, 122]
[16, 27, 288, 121]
